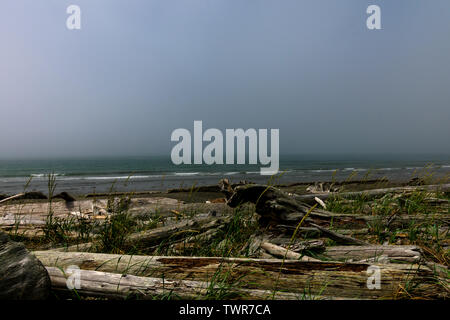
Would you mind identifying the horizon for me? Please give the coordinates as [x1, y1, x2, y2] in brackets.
[0, 152, 450, 161]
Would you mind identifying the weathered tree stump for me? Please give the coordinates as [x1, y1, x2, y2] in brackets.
[219, 179, 310, 226]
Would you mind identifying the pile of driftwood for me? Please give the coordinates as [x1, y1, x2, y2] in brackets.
[0, 181, 449, 299]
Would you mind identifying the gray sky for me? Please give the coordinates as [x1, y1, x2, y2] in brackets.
[1, 0, 449, 158]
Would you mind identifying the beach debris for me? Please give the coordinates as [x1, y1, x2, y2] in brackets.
[2, 178, 449, 300]
[0, 231, 51, 299]
[314, 196, 327, 209]
[85, 191, 160, 198]
[260, 241, 320, 261]
[34, 250, 447, 299]
[219, 179, 313, 226]
[45, 266, 300, 300]
[205, 198, 226, 204]
[0, 194, 24, 203]
[306, 182, 340, 193]
[309, 223, 368, 245]
[107, 196, 131, 213]
[319, 245, 422, 264]
[0, 192, 47, 204]
[92, 200, 111, 216]
[55, 214, 232, 253]
[407, 177, 427, 186]
[69, 211, 90, 220]
[295, 183, 450, 205]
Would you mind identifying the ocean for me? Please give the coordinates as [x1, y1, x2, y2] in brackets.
[0, 155, 448, 195]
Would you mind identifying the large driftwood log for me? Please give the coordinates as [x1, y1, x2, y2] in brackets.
[323, 245, 423, 263]
[34, 251, 447, 299]
[296, 183, 450, 205]
[258, 240, 422, 263]
[0, 198, 231, 227]
[46, 267, 301, 300]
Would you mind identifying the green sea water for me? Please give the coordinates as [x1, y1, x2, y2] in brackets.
[0, 154, 448, 195]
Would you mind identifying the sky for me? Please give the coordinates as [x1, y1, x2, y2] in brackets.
[0, 0, 449, 158]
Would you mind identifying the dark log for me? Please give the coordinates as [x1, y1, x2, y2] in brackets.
[219, 180, 311, 226]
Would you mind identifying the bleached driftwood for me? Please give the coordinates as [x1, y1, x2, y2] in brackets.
[260, 242, 320, 262]
[34, 251, 447, 299]
[0, 193, 26, 204]
[322, 245, 423, 263]
[295, 183, 450, 205]
[46, 267, 300, 300]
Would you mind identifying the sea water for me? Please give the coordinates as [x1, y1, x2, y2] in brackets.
[0, 154, 448, 195]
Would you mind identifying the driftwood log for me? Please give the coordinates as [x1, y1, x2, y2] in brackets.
[33, 251, 447, 299]
[296, 183, 450, 205]
[46, 267, 304, 300]
[260, 242, 320, 261]
[322, 245, 423, 263]
[258, 236, 423, 264]
[219, 180, 450, 231]
[54, 214, 231, 253]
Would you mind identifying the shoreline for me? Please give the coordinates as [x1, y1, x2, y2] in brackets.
[1, 177, 446, 204]
[1, 167, 449, 196]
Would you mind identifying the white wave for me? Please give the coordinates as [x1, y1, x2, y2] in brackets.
[310, 169, 336, 173]
[174, 172, 199, 176]
[30, 174, 45, 177]
[30, 173, 65, 178]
